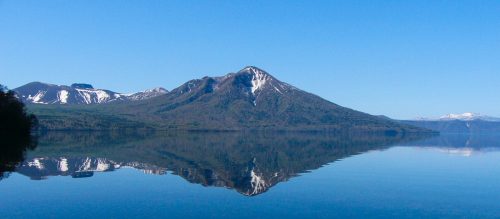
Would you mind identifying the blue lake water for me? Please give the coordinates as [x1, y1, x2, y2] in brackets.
[1, 132, 500, 218]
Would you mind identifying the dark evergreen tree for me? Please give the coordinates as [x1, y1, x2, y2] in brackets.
[0, 84, 38, 179]
[0, 84, 38, 135]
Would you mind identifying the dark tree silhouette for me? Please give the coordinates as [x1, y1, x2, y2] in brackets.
[0, 84, 38, 135]
[0, 84, 38, 179]
[0, 133, 37, 180]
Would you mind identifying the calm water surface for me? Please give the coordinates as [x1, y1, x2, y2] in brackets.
[1, 132, 499, 218]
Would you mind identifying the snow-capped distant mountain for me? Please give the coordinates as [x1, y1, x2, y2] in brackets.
[439, 113, 500, 121]
[402, 112, 500, 133]
[126, 87, 168, 101]
[416, 113, 500, 122]
[13, 82, 168, 104]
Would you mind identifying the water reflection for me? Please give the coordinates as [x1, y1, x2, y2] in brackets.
[0, 133, 38, 180]
[7, 131, 426, 196]
[403, 133, 500, 156]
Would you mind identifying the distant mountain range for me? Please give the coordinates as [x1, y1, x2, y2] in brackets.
[22, 66, 428, 133]
[415, 112, 500, 122]
[13, 82, 167, 104]
[401, 112, 500, 133]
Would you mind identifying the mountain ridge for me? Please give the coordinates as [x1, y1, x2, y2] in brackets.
[25, 66, 431, 133]
[415, 112, 500, 122]
[13, 82, 168, 104]
[401, 112, 500, 133]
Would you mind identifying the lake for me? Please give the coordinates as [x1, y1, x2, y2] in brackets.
[1, 131, 500, 218]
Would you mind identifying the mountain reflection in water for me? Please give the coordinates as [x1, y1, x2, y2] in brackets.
[6, 131, 427, 196]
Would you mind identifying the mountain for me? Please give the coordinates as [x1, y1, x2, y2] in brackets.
[13, 82, 167, 104]
[415, 112, 500, 122]
[400, 113, 500, 133]
[126, 87, 168, 101]
[438, 112, 500, 121]
[27, 66, 430, 133]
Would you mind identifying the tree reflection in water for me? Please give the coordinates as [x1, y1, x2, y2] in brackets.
[0, 133, 38, 180]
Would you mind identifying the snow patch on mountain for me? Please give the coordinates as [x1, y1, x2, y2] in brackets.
[96, 159, 110, 171]
[27, 91, 47, 104]
[80, 157, 92, 171]
[27, 158, 45, 169]
[245, 67, 269, 94]
[95, 90, 111, 103]
[58, 90, 69, 104]
[249, 169, 267, 195]
[75, 89, 113, 103]
[58, 158, 69, 172]
[127, 87, 168, 101]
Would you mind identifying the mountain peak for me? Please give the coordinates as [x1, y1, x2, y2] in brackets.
[71, 83, 94, 89]
[143, 87, 168, 93]
[237, 66, 274, 94]
[238, 66, 273, 78]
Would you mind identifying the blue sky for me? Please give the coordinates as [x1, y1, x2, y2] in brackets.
[1, 0, 499, 119]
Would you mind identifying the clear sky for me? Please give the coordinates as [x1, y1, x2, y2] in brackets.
[1, 0, 499, 119]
